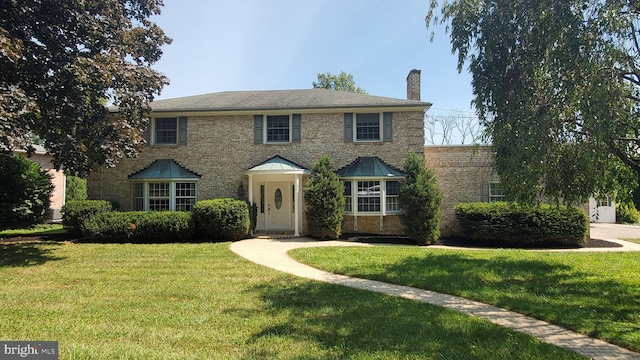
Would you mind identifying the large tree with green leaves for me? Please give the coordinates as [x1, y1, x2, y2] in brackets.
[313, 71, 367, 94]
[0, 0, 171, 175]
[427, 0, 640, 205]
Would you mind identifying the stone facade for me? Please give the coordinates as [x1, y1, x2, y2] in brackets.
[424, 145, 499, 236]
[88, 110, 425, 235]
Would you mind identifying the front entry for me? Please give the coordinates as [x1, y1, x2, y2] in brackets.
[266, 182, 291, 230]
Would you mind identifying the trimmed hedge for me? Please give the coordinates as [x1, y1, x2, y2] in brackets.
[82, 211, 194, 243]
[62, 200, 113, 236]
[192, 199, 250, 241]
[454, 202, 588, 246]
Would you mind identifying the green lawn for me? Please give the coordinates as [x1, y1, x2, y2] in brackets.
[0, 224, 64, 236]
[0, 242, 585, 359]
[290, 246, 640, 353]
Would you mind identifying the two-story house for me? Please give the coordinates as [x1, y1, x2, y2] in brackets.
[87, 70, 431, 236]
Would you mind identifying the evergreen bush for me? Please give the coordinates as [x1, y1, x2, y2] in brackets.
[304, 155, 344, 240]
[65, 176, 87, 201]
[0, 154, 53, 230]
[455, 202, 588, 246]
[62, 200, 113, 236]
[192, 199, 250, 241]
[82, 211, 194, 243]
[399, 152, 443, 245]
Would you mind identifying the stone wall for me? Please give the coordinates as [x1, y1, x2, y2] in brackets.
[88, 110, 425, 235]
[424, 145, 498, 236]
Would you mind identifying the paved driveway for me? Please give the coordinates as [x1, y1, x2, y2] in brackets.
[591, 223, 640, 240]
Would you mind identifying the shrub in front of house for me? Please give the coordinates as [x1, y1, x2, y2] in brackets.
[454, 202, 588, 247]
[304, 155, 345, 240]
[0, 153, 53, 231]
[192, 199, 250, 241]
[82, 211, 194, 243]
[62, 200, 113, 236]
[399, 152, 443, 245]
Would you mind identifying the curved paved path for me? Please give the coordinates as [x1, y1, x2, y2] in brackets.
[230, 237, 640, 360]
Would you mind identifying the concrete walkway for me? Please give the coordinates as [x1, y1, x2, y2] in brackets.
[230, 237, 640, 360]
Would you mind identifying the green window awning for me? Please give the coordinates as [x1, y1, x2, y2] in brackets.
[128, 159, 201, 180]
[336, 157, 404, 177]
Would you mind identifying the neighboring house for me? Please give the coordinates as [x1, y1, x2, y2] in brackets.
[14, 145, 66, 221]
[425, 145, 615, 236]
[87, 70, 430, 236]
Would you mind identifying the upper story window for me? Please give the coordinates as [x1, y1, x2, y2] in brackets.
[266, 115, 290, 143]
[155, 118, 178, 144]
[254, 114, 301, 144]
[145, 117, 187, 146]
[356, 113, 381, 141]
[344, 112, 393, 143]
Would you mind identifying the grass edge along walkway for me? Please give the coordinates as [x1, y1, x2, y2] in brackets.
[229, 238, 640, 360]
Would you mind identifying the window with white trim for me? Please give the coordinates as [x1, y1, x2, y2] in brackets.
[132, 181, 197, 211]
[266, 115, 290, 143]
[344, 181, 352, 212]
[254, 114, 302, 144]
[344, 112, 392, 142]
[482, 182, 507, 202]
[356, 113, 381, 141]
[385, 181, 400, 212]
[342, 179, 402, 215]
[357, 180, 380, 212]
[155, 118, 178, 145]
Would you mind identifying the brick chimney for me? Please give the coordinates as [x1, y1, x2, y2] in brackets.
[406, 69, 421, 101]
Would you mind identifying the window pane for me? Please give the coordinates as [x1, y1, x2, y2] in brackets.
[386, 180, 400, 212]
[149, 199, 170, 211]
[156, 118, 177, 144]
[133, 183, 144, 211]
[175, 198, 195, 212]
[148, 183, 170, 197]
[356, 113, 380, 141]
[266, 115, 290, 142]
[148, 182, 170, 211]
[386, 181, 399, 195]
[175, 182, 196, 211]
[357, 180, 380, 212]
[488, 183, 507, 202]
[344, 181, 352, 213]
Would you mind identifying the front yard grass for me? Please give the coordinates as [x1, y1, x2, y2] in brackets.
[0, 242, 585, 359]
[290, 246, 640, 353]
[0, 223, 64, 236]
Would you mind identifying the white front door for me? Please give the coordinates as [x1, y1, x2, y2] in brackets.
[267, 182, 291, 230]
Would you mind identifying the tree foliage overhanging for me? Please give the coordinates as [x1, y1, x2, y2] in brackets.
[313, 71, 367, 94]
[0, 0, 171, 175]
[427, 0, 640, 205]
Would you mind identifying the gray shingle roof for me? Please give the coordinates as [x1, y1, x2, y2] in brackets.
[148, 89, 430, 113]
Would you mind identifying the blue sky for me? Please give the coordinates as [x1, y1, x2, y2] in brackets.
[151, 0, 475, 115]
